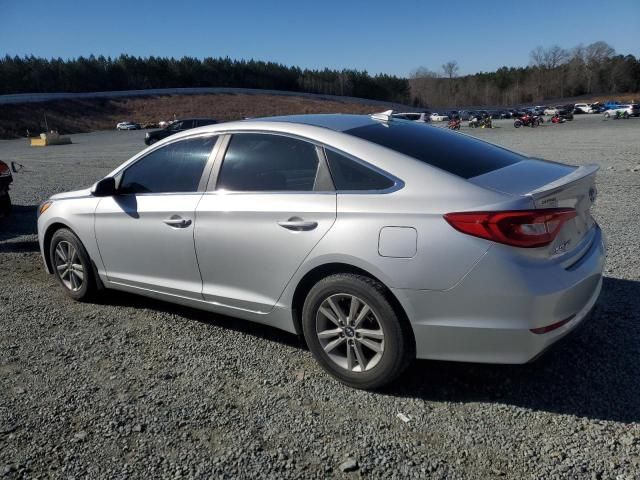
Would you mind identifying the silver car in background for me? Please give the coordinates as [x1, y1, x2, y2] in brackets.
[37, 113, 605, 389]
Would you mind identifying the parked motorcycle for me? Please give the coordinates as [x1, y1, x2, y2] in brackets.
[469, 115, 492, 128]
[447, 118, 461, 130]
[551, 114, 566, 124]
[514, 113, 542, 128]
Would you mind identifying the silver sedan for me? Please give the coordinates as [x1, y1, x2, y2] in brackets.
[37, 113, 605, 389]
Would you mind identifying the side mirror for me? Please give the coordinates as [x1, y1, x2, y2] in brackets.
[91, 177, 116, 197]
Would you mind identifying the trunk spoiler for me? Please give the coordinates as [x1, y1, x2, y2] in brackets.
[528, 164, 599, 197]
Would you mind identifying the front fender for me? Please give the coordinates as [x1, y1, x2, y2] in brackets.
[37, 197, 102, 275]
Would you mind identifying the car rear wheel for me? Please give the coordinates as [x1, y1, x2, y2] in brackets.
[302, 273, 413, 389]
[49, 228, 96, 301]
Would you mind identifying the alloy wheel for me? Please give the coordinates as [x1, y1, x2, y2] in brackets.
[53, 240, 84, 292]
[315, 294, 385, 372]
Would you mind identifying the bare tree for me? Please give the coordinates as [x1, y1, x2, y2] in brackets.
[442, 61, 459, 79]
[409, 67, 441, 106]
[584, 41, 616, 92]
[545, 45, 569, 69]
[410, 40, 633, 107]
[529, 46, 546, 68]
[585, 41, 615, 64]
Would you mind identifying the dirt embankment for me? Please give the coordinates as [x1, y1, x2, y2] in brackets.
[0, 93, 383, 139]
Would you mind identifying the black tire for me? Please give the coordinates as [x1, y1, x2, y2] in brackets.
[301, 273, 414, 389]
[49, 228, 97, 301]
[0, 193, 12, 219]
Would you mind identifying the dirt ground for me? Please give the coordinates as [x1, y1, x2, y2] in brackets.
[0, 93, 386, 139]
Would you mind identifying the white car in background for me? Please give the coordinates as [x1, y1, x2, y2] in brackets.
[543, 106, 561, 116]
[574, 103, 593, 114]
[429, 113, 449, 122]
[116, 122, 140, 130]
[391, 112, 431, 123]
[603, 104, 639, 118]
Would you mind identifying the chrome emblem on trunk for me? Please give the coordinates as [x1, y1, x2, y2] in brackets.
[554, 239, 571, 254]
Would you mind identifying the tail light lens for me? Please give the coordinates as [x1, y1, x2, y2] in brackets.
[443, 208, 577, 248]
[0, 162, 9, 176]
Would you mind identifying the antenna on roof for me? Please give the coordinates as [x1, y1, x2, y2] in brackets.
[370, 110, 394, 122]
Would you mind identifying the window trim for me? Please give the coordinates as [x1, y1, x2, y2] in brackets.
[206, 131, 335, 194]
[114, 133, 221, 196]
[321, 146, 404, 194]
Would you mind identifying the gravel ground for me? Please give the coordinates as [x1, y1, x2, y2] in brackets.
[1, 115, 639, 479]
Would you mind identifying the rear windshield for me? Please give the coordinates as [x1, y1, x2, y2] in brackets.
[345, 121, 524, 179]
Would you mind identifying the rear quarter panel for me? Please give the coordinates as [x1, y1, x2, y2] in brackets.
[280, 166, 531, 302]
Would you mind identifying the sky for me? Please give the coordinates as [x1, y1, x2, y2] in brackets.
[1, 0, 638, 77]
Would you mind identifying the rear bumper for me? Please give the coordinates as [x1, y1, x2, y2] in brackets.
[393, 226, 606, 364]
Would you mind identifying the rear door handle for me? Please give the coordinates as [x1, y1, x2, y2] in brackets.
[163, 216, 192, 228]
[278, 217, 318, 231]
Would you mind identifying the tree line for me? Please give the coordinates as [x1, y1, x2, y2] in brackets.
[410, 41, 640, 108]
[1, 42, 638, 108]
[0, 55, 411, 104]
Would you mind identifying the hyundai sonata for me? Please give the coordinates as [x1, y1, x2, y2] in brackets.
[37, 112, 605, 389]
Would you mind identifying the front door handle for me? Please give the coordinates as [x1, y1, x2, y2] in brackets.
[163, 216, 192, 228]
[278, 217, 318, 231]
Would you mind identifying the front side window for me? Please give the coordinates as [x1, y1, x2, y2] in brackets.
[217, 134, 320, 192]
[325, 149, 395, 191]
[119, 136, 216, 194]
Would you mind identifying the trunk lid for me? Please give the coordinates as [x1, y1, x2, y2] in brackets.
[469, 159, 599, 259]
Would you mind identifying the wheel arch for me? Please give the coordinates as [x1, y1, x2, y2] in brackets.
[43, 221, 72, 273]
[42, 221, 104, 290]
[290, 262, 413, 346]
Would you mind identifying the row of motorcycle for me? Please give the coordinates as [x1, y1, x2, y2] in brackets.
[447, 114, 493, 130]
[447, 112, 568, 130]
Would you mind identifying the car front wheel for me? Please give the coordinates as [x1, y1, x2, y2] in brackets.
[49, 228, 96, 301]
[302, 273, 414, 389]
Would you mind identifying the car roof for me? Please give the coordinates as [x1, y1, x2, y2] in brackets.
[257, 114, 384, 132]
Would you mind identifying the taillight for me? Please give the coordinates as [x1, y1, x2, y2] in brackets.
[0, 162, 9, 176]
[443, 208, 577, 248]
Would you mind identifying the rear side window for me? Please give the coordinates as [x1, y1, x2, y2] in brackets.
[325, 149, 395, 191]
[345, 121, 523, 179]
[120, 136, 216, 194]
[217, 133, 320, 191]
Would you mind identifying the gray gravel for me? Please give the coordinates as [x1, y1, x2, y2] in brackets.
[1, 115, 639, 479]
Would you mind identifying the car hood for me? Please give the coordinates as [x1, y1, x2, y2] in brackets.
[50, 187, 93, 200]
